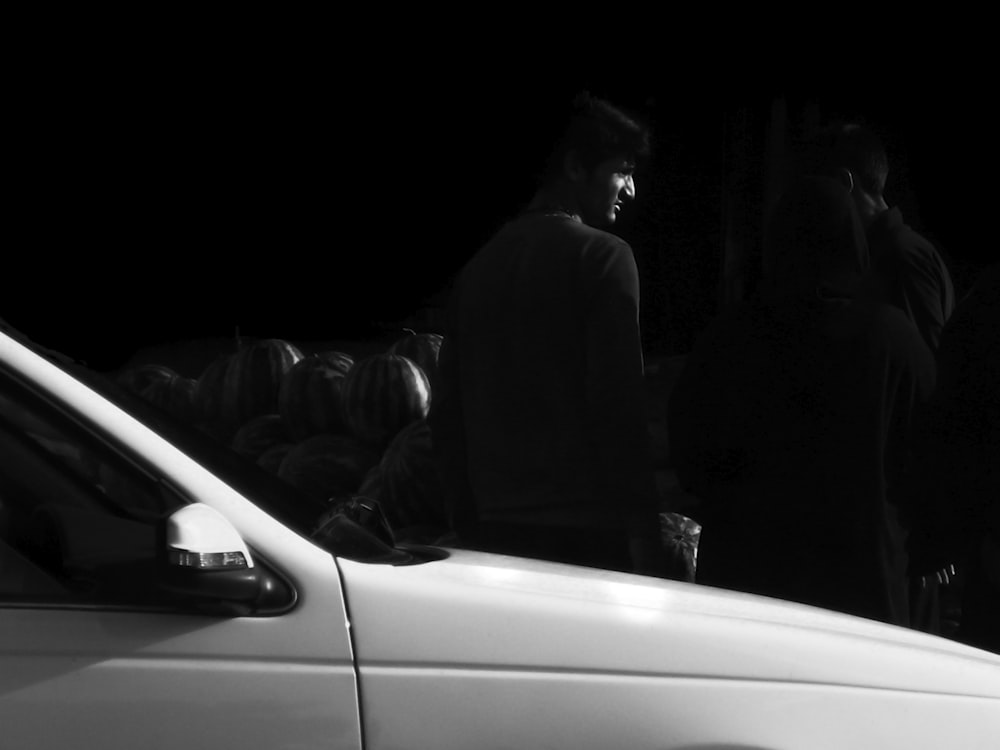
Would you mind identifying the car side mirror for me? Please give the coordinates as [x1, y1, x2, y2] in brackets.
[161, 503, 293, 615]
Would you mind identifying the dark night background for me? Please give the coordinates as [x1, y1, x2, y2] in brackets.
[7, 31, 992, 376]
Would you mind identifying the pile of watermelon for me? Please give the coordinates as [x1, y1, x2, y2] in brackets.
[115, 331, 448, 544]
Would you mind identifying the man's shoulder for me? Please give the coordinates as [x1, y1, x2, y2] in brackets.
[870, 209, 952, 277]
[871, 208, 940, 257]
[568, 220, 635, 256]
[531, 212, 630, 241]
[491, 213, 633, 254]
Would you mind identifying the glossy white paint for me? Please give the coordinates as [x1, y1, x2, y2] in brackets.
[340, 549, 1000, 749]
[0, 608, 360, 749]
[0, 333, 362, 750]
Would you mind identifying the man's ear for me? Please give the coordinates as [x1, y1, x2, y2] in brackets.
[836, 167, 855, 192]
[563, 149, 587, 182]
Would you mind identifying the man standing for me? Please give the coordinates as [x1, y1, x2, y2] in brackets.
[430, 92, 665, 576]
[668, 176, 936, 626]
[798, 121, 957, 631]
[800, 121, 955, 352]
[906, 260, 1000, 652]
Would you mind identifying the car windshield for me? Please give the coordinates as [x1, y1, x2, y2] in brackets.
[92, 362, 345, 536]
[2, 320, 450, 566]
[3, 333, 346, 548]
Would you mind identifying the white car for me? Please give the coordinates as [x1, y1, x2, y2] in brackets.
[0, 324, 998, 750]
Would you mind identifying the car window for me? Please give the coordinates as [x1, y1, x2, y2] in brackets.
[1, 342, 424, 572]
[0, 371, 187, 607]
[61, 357, 331, 541]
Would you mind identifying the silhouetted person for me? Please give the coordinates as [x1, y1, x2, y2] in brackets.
[430, 92, 666, 576]
[668, 176, 935, 625]
[798, 120, 955, 352]
[905, 260, 1000, 653]
[796, 120, 961, 632]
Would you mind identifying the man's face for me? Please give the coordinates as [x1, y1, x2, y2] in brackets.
[577, 156, 636, 228]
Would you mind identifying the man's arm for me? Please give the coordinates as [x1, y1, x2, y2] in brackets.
[872, 239, 954, 351]
[582, 240, 665, 573]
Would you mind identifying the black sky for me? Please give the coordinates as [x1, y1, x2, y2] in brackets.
[8, 37, 993, 372]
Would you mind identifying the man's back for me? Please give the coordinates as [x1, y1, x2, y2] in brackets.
[441, 208, 655, 528]
[668, 295, 936, 624]
[867, 207, 956, 351]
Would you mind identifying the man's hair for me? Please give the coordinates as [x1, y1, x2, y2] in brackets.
[797, 120, 889, 197]
[538, 92, 651, 183]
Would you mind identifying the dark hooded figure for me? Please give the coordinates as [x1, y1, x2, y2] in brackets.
[905, 260, 1000, 652]
[668, 176, 936, 625]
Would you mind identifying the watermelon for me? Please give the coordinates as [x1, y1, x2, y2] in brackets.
[314, 350, 354, 375]
[221, 338, 304, 431]
[195, 420, 234, 444]
[388, 331, 443, 388]
[341, 352, 431, 448]
[170, 376, 199, 423]
[231, 413, 292, 462]
[357, 418, 447, 540]
[277, 433, 380, 506]
[257, 441, 294, 475]
[117, 363, 178, 394]
[117, 363, 199, 423]
[278, 354, 351, 441]
[194, 352, 234, 432]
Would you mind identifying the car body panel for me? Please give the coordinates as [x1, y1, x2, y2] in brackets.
[0, 608, 359, 749]
[339, 549, 1000, 749]
[0, 333, 363, 750]
[358, 668, 999, 750]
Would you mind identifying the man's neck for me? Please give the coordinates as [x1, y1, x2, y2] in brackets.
[528, 186, 581, 221]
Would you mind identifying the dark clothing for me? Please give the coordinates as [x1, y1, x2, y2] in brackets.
[668, 178, 936, 625]
[669, 298, 935, 624]
[430, 209, 662, 574]
[906, 262, 1000, 652]
[867, 207, 955, 351]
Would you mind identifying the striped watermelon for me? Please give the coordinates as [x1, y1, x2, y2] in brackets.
[277, 433, 380, 506]
[388, 331, 443, 389]
[257, 441, 294, 475]
[314, 350, 354, 375]
[278, 354, 351, 441]
[357, 418, 446, 540]
[341, 353, 431, 448]
[389, 330, 442, 367]
[170, 376, 199, 423]
[195, 419, 235, 444]
[221, 338, 304, 431]
[231, 413, 292, 462]
[117, 363, 199, 423]
[117, 363, 177, 394]
[194, 352, 234, 433]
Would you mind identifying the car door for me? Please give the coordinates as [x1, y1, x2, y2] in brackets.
[0, 361, 362, 750]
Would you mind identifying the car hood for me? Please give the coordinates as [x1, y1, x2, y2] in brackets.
[337, 547, 1000, 699]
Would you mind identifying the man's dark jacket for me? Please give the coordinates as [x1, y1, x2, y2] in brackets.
[431, 209, 660, 548]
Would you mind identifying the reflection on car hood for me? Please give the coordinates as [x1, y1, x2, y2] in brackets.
[337, 547, 1000, 699]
